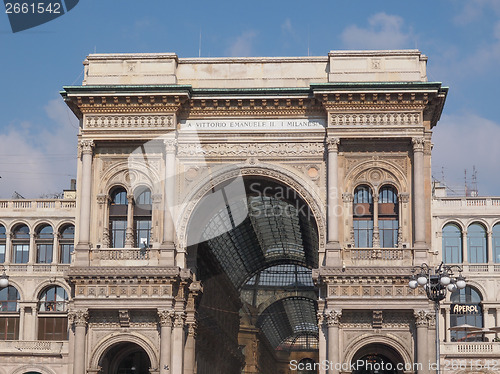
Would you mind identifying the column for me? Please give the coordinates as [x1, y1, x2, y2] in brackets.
[414, 310, 430, 374]
[28, 233, 35, 264]
[70, 309, 89, 374]
[326, 137, 340, 244]
[317, 312, 327, 374]
[445, 307, 451, 342]
[462, 231, 468, 264]
[372, 195, 380, 247]
[125, 194, 135, 248]
[78, 139, 95, 246]
[412, 137, 426, 248]
[487, 231, 493, 264]
[96, 194, 110, 247]
[326, 310, 342, 374]
[342, 193, 354, 246]
[496, 308, 500, 339]
[158, 309, 174, 374]
[51, 232, 59, 264]
[184, 322, 197, 374]
[163, 139, 177, 245]
[171, 312, 185, 374]
[4, 232, 11, 264]
[18, 306, 25, 340]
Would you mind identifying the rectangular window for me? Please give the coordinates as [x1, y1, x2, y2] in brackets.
[37, 244, 53, 263]
[135, 220, 151, 247]
[60, 244, 73, 264]
[13, 244, 29, 264]
[468, 237, 487, 263]
[0, 244, 4, 263]
[0, 317, 19, 340]
[37, 317, 68, 341]
[494, 236, 500, 263]
[110, 220, 127, 248]
[354, 220, 373, 247]
[379, 220, 398, 248]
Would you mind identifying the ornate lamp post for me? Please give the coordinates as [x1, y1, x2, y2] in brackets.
[408, 262, 466, 374]
[0, 266, 8, 288]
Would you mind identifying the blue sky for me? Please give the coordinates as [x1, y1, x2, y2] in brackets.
[0, 0, 499, 197]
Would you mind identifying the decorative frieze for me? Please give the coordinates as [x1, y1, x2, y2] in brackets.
[330, 112, 420, 127]
[177, 142, 324, 158]
[85, 115, 175, 129]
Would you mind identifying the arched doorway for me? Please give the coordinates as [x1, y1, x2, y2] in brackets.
[186, 175, 320, 373]
[98, 342, 151, 374]
[352, 343, 405, 374]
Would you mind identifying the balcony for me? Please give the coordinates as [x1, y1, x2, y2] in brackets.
[343, 247, 413, 266]
[433, 197, 500, 212]
[442, 342, 500, 356]
[90, 247, 159, 266]
[0, 199, 76, 210]
[0, 340, 68, 356]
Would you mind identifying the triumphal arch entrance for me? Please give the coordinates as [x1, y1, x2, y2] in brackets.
[62, 50, 447, 374]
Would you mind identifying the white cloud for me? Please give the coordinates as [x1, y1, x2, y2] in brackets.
[341, 13, 412, 50]
[432, 113, 500, 196]
[453, 0, 500, 25]
[0, 99, 78, 198]
[226, 31, 257, 57]
[281, 18, 293, 35]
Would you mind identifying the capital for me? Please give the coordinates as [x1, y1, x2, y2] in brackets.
[325, 309, 342, 327]
[414, 310, 429, 327]
[157, 309, 175, 327]
[326, 137, 340, 152]
[173, 311, 186, 328]
[412, 137, 424, 152]
[342, 192, 353, 203]
[164, 138, 177, 153]
[68, 308, 89, 327]
[78, 139, 95, 155]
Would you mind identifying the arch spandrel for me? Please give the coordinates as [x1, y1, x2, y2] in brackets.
[344, 159, 409, 195]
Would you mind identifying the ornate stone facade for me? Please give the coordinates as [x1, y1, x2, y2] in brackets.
[6, 50, 497, 374]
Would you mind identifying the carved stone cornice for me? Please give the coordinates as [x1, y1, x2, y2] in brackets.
[180, 97, 323, 118]
[412, 137, 425, 152]
[325, 310, 342, 327]
[330, 112, 421, 127]
[78, 139, 95, 155]
[158, 309, 175, 327]
[69, 308, 89, 327]
[316, 91, 430, 111]
[326, 137, 340, 152]
[177, 142, 323, 158]
[84, 114, 175, 130]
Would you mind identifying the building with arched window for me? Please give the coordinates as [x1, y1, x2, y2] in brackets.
[0, 50, 499, 374]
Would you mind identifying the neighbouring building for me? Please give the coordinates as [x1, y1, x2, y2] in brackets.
[0, 50, 498, 374]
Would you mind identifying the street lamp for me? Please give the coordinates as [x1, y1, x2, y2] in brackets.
[0, 266, 9, 288]
[408, 262, 466, 374]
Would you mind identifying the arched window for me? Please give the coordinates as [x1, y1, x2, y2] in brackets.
[0, 285, 20, 340]
[59, 225, 74, 264]
[468, 223, 487, 263]
[38, 286, 68, 341]
[442, 223, 462, 264]
[450, 286, 483, 342]
[493, 223, 500, 263]
[297, 358, 318, 374]
[0, 225, 5, 263]
[12, 224, 30, 264]
[353, 185, 373, 248]
[134, 187, 152, 248]
[109, 187, 128, 248]
[36, 224, 53, 264]
[378, 185, 398, 248]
